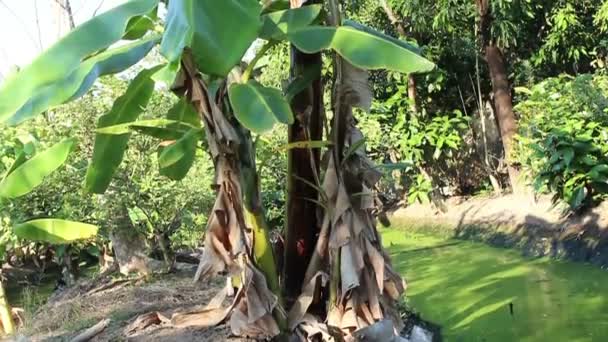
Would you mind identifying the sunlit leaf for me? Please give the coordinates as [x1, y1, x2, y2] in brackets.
[0, 138, 75, 199]
[281, 140, 332, 150]
[160, 0, 262, 76]
[123, 7, 158, 40]
[95, 119, 188, 135]
[260, 5, 322, 40]
[13, 219, 98, 244]
[569, 186, 586, 209]
[287, 21, 435, 74]
[158, 129, 200, 180]
[6, 37, 158, 125]
[2, 152, 27, 180]
[158, 128, 200, 168]
[229, 81, 294, 134]
[85, 67, 160, 194]
[0, 0, 159, 123]
[152, 60, 181, 86]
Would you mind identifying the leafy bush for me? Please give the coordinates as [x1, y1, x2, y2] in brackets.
[358, 87, 469, 204]
[0, 75, 216, 263]
[515, 74, 608, 210]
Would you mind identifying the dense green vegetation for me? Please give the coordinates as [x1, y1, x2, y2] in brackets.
[0, 0, 607, 339]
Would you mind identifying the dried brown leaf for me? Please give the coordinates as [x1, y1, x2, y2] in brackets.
[340, 299, 358, 330]
[365, 239, 385, 291]
[340, 244, 360, 299]
[342, 61, 372, 112]
[288, 272, 329, 330]
[123, 312, 169, 336]
[330, 219, 351, 250]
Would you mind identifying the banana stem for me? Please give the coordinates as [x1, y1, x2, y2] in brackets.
[242, 41, 277, 83]
[0, 278, 15, 335]
[244, 209, 286, 330]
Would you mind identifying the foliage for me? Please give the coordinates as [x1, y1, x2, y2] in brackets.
[533, 1, 608, 74]
[357, 82, 469, 203]
[515, 74, 608, 211]
[0, 75, 215, 263]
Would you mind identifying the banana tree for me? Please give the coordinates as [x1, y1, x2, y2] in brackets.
[0, 0, 434, 339]
[0, 137, 99, 334]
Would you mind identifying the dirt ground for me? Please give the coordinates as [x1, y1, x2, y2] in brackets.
[392, 194, 608, 265]
[14, 268, 247, 342]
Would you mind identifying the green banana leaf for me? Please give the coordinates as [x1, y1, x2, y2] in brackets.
[229, 81, 294, 134]
[158, 128, 201, 168]
[260, 5, 322, 40]
[13, 219, 98, 245]
[85, 67, 160, 194]
[167, 98, 201, 128]
[7, 37, 158, 125]
[0, 0, 159, 123]
[287, 21, 435, 74]
[0, 138, 75, 199]
[160, 0, 262, 76]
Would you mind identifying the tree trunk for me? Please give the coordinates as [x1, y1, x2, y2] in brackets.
[476, 0, 521, 193]
[407, 74, 419, 113]
[284, 0, 324, 303]
[62, 0, 76, 29]
[379, 0, 419, 113]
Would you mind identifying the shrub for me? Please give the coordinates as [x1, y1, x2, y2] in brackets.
[515, 74, 608, 211]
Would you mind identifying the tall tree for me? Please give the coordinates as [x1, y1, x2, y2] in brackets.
[476, 0, 520, 192]
[54, 0, 76, 29]
[379, 0, 419, 113]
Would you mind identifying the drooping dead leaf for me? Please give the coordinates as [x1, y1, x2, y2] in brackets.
[171, 307, 230, 329]
[340, 298, 358, 331]
[288, 272, 328, 330]
[297, 314, 335, 341]
[365, 239, 385, 291]
[340, 244, 360, 299]
[342, 61, 372, 112]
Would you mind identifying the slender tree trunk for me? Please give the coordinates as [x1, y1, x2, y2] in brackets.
[55, 0, 76, 30]
[476, 0, 521, 193]
[407, 74, 419, 113]
[284, 0, 324, 303]
[0, 278, 14, 335]
[62, 0, 76, 29]
[379, 0, 418, 113]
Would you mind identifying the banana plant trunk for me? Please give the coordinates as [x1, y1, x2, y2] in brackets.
[284, 0, 324, 303]
[0, 278, 14, 335]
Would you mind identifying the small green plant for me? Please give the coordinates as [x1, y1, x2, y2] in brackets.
[407, 174, 433, 204]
